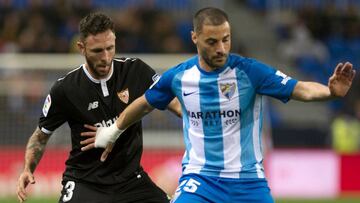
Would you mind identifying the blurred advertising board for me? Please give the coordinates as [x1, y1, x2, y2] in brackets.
[1, 148, 360, 197]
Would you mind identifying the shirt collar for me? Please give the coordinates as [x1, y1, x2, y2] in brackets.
[82, 61, 114, 83]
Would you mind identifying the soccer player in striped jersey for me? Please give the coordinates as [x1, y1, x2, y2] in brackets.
[81, 7, 356, 203]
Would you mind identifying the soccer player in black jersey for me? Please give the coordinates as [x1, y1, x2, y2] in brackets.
[16, 12, 180, 203]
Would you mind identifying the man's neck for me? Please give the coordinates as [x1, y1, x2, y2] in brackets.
[198, 58, 218, 72]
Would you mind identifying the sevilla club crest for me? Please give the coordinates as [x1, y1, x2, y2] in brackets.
[117, 88, 129, 104]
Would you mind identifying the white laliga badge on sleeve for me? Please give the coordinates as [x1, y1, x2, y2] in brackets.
[42, 94, 51, 117]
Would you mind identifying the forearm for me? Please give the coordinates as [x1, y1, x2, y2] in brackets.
[116, 95, 154, 129]
[23, 127, 50, 173]
[291, 81, 333, 102]
[167, 98, 182, 118]
[94, 95, 154, 148]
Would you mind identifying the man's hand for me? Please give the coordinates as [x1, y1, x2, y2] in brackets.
[81, 124, 124, 161]
[16, 170, 35, 202]
[100, 143, 115, 162]
[329, 62, 356, 97]
[80, 124, 97, 151]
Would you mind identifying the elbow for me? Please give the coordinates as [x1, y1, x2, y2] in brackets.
[143, 102, 155, 114]
[175, 109, 182, 118]
[292, 82, 317, 102]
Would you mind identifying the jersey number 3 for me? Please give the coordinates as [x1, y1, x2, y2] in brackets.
[62, 181, 75, 202]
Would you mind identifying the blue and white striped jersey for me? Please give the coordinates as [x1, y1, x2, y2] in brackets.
[145, 54, 297, 179]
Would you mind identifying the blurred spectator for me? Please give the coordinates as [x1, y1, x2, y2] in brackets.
[0, 11, 22, 52]
[146, 10, 186, 53]
[114, 8, 189, 53]
[278, 20, 330, 82]
[270, 2, 360, 114]
[279, 21, 329, 63]
[0, 70, 47, 145]
[113, 8, 147, 53]
[331, 100, 360, 154]
[0, 1, 195, 53]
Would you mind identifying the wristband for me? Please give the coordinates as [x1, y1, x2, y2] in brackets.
[94, 123, 124, 148]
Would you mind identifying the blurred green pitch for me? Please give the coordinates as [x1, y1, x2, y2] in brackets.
[1, 197, 360, 203]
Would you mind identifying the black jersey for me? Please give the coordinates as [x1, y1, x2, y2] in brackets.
[39, 58, 158, 185]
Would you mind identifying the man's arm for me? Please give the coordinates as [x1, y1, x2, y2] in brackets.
[116, 94, 154, 129]
[291, 62, 356, 102]
[80, 95, 155, 159]
[17, 127, 50, 202]
[166, 98, 182, 118]
[80, 95, 180, 160]
[291, 81, 332, 101]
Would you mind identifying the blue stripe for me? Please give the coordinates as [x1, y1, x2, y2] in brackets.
[172, 71, 191, 167]
[199, 74, 224, 175]
[259, 98, 264, 159]
[235, 69, 258, 178]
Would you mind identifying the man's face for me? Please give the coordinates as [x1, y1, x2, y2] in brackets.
[192, 21, 231, 71]
[78, 29, 116, 79]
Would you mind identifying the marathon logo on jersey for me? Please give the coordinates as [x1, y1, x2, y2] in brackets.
[220, 82, 236, 100]
[275, 70, 291, 85]
[42, 94, 51, 117]
[117, 88, 129, 104]
[188, 109, 241, 119]
[88, 101, 99, 110]
[188, 109, 241, 127]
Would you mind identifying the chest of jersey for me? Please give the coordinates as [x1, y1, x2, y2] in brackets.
[63, 71, 140, 127]
[176, 66, 256, 131]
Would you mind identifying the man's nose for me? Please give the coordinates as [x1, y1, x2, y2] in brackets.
[216, 42, 225, 54]
[102, 50, 111, 61]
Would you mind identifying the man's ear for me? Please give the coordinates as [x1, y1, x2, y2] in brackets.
[77, 41, 85, 55]
[191, 31, 197, 45]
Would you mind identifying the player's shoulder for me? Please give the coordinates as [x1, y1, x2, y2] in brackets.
[228, 54, 258, 69]
[49, 65, 83, 93]
[113, 57, 152, 72]
[113, 57, 139, 63]
[113, 57, 147, 67]
[55, 65, 83, 85]
[228, 53, 274, 73]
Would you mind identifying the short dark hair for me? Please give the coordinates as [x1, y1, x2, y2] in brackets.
[79, 12, 115, 41]
[193, 7, 229, 33]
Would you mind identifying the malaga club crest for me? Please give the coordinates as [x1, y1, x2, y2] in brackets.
[220, 82, 236, 100]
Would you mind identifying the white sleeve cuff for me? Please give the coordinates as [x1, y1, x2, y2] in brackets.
[40, 127, 53, 135]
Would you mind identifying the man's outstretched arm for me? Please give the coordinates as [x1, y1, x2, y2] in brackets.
[291, 62, 356, 101]
[81, 95, 156, 160]
[116, 94, 155, 130]
[16, 127, 50, 202]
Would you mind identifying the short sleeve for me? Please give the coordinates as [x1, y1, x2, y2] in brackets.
[246, 60, 298, 103]
[133, 59, 159, 91]
[145, 68, 177, 110]
[38, 81, 67, 134]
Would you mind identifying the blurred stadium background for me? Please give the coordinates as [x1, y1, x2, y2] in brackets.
[1, 0, 360, 202]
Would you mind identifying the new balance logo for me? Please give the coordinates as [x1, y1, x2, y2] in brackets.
[88, 101, 99, 110]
